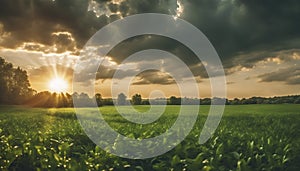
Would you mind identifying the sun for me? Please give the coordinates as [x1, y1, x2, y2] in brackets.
[48, 77, 68, 92]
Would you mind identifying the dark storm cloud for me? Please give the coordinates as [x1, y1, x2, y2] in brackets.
[183, 0, 300, 68]
[75, 62, 177, 85]
[0, 0, 109, 52]
[229, 49, 300, 70]
[0, 0, 177, 51]
[118, 0, 177, 15]
[107, 35, 200, 66]
[102, 0, 300, 73]
[258, 66, 300, 85]
[132, 70, 176, 85]
[0, 0, 299, 84]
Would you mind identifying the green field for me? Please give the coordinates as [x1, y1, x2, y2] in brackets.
[1, 105, 300, 170]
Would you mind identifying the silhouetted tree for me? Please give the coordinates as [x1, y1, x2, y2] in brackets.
[75, 93, 94, 107]
[26, 91, 68, 107]
[0, 57, 35, 104]
[117, 93, 127, 105]
[294, 97, 300, 104]
[103, 98, 114, 105]
[170, 96, 181, 105]
[132, 94, 142, 105]
[95, 93, 103, 107]
[26, 91, 52, 107]
[142, 100, 150, 105]
[65, 93, 73, 107]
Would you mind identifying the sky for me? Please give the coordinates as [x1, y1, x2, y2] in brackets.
[0, 0, 299, 98]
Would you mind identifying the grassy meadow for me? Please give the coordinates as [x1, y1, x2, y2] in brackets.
[0, 104, 300, 170]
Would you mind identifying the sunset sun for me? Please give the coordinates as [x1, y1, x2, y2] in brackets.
[48, 77, 68, 93]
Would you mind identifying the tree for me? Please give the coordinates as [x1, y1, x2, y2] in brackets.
[117, 93, 127, 105]
[0, 57, 35, 104]
[294, 97, 300, 104]
[95, 93, 103, 107]
[132, 94, 142, 105]
[170, 96, 181, 105]
[77, 93, 94, 107]
[26, 91, 74, 108]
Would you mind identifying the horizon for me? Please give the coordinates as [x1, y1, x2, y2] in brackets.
[25, 89, 300, 100]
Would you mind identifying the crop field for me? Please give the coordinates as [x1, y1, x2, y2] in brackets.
[0, 104, 300, 170]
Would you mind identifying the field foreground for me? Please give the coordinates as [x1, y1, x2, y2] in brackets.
[0, 105, 300, 170]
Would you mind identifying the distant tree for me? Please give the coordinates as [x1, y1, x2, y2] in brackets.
[211, 97, 226, 105]
[200, 98, 211, 105]
[72, 92, 79, 100]
[25, 91, 51, 107]
[170, 96, 181, 105]
[254, 97, 263, 104]
[68, 92, 94, 107]
[240, 98, 248, 104]
[95, 93, 103, 107]
[57, 93, 69, 108]
[26, 91, 74, 108]
[182, 97, 200, 105]
[132, 94, 142, 105]
[103, 98, 114, 105]
[65, 93, 73, 107]
[142, 99, 150, 105]
[231, 98, 240, 105]
[151, 98, 167, 105]
[77, 93, 94, 107]
[262, 99, 270, 104]
[117, 93, 127, 105]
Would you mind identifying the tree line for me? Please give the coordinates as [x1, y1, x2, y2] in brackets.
[25, 92, 300, 108]
[0, 57, 300, 107]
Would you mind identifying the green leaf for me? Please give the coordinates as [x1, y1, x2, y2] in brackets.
[53, 153, 60, 161]
[231, 152, 240, 160]
[216, 143, 224, 155]
[171, 155, 181, 166]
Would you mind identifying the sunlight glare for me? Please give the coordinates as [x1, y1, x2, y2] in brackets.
[173, 0, 184, 20]
[49, 77, 68, 92]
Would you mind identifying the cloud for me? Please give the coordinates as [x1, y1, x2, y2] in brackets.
[88, 0, 300, 78]
[228, 49, 300, 70]
[132, 70, 176, 85]
[74, 60, 178, 85]
[0, 0, 110, 52]
[227, 81, 235, 85]
[0, 0, 178, 53]
[1, 0, 299, 61]
[258, 66, 300, 85]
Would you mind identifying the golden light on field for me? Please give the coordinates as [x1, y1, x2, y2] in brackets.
[48, 77, 68, 93]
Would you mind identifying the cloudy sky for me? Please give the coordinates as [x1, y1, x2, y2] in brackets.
[0, 0, 299, 98]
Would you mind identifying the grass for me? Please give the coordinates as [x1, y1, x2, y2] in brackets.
[0, 104, 300, 170]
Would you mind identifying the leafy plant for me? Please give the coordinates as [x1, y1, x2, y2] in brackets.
[0, 105, 299, 170]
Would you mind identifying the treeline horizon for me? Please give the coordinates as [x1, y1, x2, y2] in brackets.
[22, 91, 300, 108]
